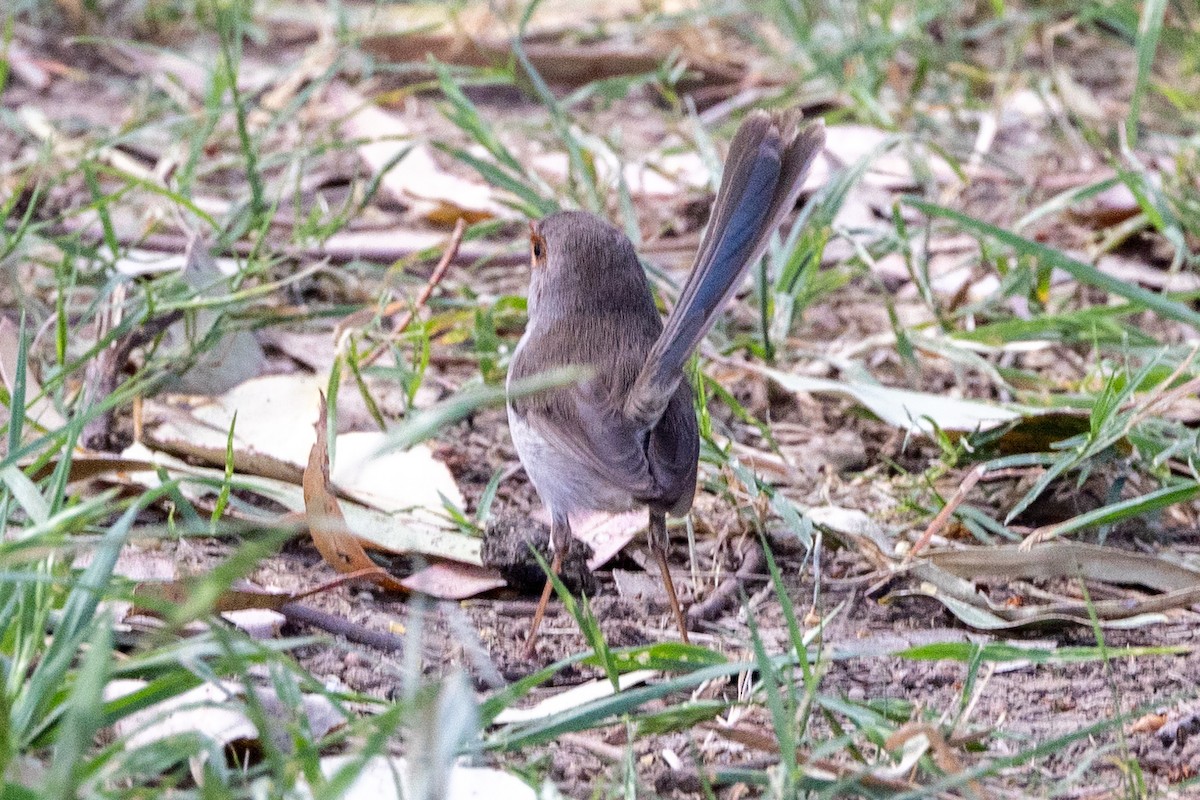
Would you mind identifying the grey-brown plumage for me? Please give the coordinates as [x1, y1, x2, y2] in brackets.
[508, 212, 698, 519]
[508, 110, 825, 648]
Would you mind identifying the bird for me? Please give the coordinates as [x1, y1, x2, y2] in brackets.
[506, 110, 825, 653]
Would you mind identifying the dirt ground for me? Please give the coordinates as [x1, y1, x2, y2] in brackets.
[260, 387, 1200, 798]
[6, 9, 1200, 798]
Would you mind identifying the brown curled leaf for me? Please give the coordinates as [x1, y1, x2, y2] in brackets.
[303, 395, 406, 592]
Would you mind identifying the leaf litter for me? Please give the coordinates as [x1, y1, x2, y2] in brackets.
[4, 1, 1200, 796]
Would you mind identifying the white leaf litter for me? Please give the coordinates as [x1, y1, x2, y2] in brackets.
[105, 679, 344, 751]
[528, 508, 646, 570]
[121, 440, 484, 565]
[140, 372, 464, 524]
[329, 82, 510, 223]
[492, 670, 656, 725]
[752, 365, 1020, 434]
[149, 241, 266, 396]
[300, 756, 537, 800]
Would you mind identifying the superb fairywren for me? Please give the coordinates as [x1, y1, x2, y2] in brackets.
[507, 110, 825, 651]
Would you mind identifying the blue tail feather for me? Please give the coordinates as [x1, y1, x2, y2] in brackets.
[624, 113, 825, 428]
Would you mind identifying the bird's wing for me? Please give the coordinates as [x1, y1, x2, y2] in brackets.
[511, 377, 659, 500]
[510, 376, 699, 513]
[509, 308, 698, 511]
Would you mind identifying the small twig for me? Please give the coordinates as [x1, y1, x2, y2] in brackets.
[48, 218, 518, 268]
[79, 285, 124, 451]
[347, 217, 467, 368]
[977, 466, 1041, 482]
[279, 601, 407, 654]
[687, 540, 767, 624]
[80, 295, 184, 451]
[560, 733, 625, 764]
[903, 463, 986, 565]
[388, 216, 467, 331]
[288, 568, 387, 602]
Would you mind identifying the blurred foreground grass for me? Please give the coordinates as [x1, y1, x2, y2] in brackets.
[1, 0, 1199, 797]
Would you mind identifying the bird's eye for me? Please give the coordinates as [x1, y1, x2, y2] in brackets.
[530, 232, 547, 263]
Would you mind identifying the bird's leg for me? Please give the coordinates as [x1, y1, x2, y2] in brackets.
[649, 510, 690, 643]
[524, 511, 571, 657]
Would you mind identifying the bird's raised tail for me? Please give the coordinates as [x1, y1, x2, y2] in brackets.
[624, 111, 825, 428]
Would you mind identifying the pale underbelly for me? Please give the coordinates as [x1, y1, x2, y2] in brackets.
[507, 405, 637, 519]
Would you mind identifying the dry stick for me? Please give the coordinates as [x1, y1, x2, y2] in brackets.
[288, 568, 389, 601]
[53, 218, 518, 268]
[559, 733, 625, 764]
[279, 601, 407, 654]
[902, 463, 986, 565]
[352, 217, 467, 368]
[79, 285, 124, 451]
[81, 304, 184, 451]
[687, 540, 767, 624]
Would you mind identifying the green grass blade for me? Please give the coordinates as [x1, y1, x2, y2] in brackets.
[6, 313, 28, 456]
[42, 616, 113, 800]
[488, 654, 802, 752]
[11, 484, 173, 744]
[1044, 480, 1200, 539]
[905, 197, 1200, 330]
[1127, 0, 1167, 145]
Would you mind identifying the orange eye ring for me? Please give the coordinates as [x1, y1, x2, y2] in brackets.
[529, 225, 547, 265]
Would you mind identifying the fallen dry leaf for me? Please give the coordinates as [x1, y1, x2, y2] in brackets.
[22, 454, 159, 485]
[1068, 180, 1143, 228]
[751, 364, 1021, 435]
[400, 561, 506, 599]
[303, 755, 537, 800]
[221, 608, 287, 640]
[531, 508, 646, 570]
[532, 148, 712, 199]
[141, 373, 464, 523]
[118, 441, 485, 566]
[5, 39, 51, 90]
[822, 124, 961, 189]
[132, 580, 295, 615]
[153, 236, 266, 396]
[329, 82, 508, 224]
[361, 32, 740, 90]
[301, 227, 521, 266]
[106, 679, 345, 755]
[1098, 253, 1200, 293]
[341, 0, 744, 93]
[492, 670, 656, 725]
[895, 542, 1200, 630]
[304, 396, 407, 592]
[302, 397, 506, 598]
